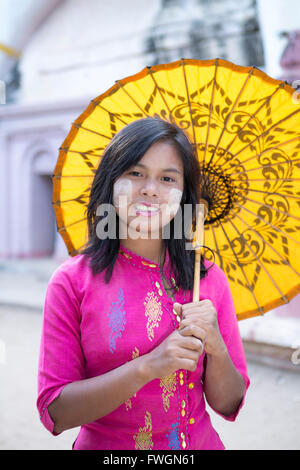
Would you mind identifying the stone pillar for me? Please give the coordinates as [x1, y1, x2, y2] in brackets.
[145, 0, 264, 66]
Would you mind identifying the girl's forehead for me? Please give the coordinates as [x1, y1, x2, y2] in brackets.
[138, 142, 184, 170]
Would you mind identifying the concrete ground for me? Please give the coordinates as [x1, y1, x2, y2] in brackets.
[1, 303, 300, 450]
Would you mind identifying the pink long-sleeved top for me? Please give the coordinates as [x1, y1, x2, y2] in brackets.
[37, 243, 250, 450]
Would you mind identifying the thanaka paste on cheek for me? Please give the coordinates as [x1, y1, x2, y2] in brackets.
[113, 178, 133, 208]
[167, 188, 183, 213]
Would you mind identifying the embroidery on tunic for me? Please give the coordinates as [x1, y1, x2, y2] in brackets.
[160, 372, 177, 412]
[125, 347, 140, 411]
[166, 412, 181, 450]
[133, 411, 153, 450]
[144, 291, 163, 342]
[107, 288, 126, 353]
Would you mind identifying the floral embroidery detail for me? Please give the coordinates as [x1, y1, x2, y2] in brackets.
[166, 412, 181, 450]
[133, 411, 153, 450]
[160, 372, 177, 412]
[107, 288, 126, 353]
[125, 347, 140, 411]
[144, 291, 163, 341]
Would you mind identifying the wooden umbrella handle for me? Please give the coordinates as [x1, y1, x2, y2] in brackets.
[193, 201, 208, 302]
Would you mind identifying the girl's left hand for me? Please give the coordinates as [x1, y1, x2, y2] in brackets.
[173, 300, 227, 357]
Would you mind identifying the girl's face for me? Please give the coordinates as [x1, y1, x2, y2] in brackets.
[113, 141, 184, 239]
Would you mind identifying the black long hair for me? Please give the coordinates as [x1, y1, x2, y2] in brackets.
[81, 117, 211, 290]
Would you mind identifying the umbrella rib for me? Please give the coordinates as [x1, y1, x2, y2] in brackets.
[231, 209, 300, 282]
[243, 177, 300, 182]
[221, 82, 284, 157]
[58, 217, 87, 231]
[181, 59, 197, 145]
[147, 66, 174, 120]
[245, 187, 300, 201]
[53, 197, 89, 205]
[72, 123, 112, 140]
[227, 107, 300, 161]
[207, 66, 255, 168]
[217, 217, 264, 314]
[225, 215, 289, 302]
[225, 136, 300, 176]
[209, 222, 224, 271]
[203, 58, 219, 167]
[90, 101, 129, 126]
[241, 194, 300, 222]
[234, 200, 300, 248]
[59, 148, 104, 158]
[53, 175, 94, 178]
[115, 80, 150, 117]
[69, 244, 86, 256]
[228, 155, 300, 176]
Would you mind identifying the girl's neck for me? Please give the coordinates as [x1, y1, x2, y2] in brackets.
[119, 238, 166, 268]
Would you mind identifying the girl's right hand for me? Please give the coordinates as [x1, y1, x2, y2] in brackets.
[144, 329, 204, 380]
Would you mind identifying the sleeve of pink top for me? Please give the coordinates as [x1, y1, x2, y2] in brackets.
[36, 266, 85, 435]
[209, 268, 250, 422]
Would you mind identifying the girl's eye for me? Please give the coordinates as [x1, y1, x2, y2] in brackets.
[162, 176, 175, 183]
[128, 170, 175, 183]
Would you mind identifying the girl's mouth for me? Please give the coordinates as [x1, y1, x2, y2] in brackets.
[134, 204, 160, 217]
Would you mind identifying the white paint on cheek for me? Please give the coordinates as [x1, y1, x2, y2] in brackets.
[168, 188, 183, 206]
[113, 178, 133, 208]
[162, 188, 183, 220]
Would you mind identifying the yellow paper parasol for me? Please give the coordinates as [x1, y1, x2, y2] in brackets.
[53, 58, 300, 321]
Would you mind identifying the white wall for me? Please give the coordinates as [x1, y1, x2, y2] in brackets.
[19, 0, 160, 104]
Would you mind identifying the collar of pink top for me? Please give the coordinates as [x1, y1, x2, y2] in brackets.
[119, 242, 172, 276]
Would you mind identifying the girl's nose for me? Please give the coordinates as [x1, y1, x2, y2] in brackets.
[140, 179, 159, 198]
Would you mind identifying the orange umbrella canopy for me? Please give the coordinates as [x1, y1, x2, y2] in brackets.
[53, 58, 300, 320]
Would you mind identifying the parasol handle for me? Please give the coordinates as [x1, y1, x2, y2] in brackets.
[193, 200, 208, 302]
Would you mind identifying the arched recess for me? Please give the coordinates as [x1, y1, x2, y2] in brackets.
[18, 138, 59, 257]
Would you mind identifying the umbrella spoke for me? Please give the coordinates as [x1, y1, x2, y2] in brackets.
[147, 66, 174, 121]
[53, 197, 89, 205]
[69, 243, 88, 256]
[217, 217, 264, 314]
[91, 101, 129, 126]
[228, 107, 300, 161]
[225, 136, 300, 174]
[115, 80, 150, 117]
[241, 194, 300, 222]
[207, 66, 255, 168]
[225, 136, 300, 176]
[229, 155, 300, 176]
[53, 175, 94, 178]
[203, 59, 218, 168]
[57, 217, 87, 231]
[181, 59, 197, 146]
[72, 123, 112, 140]
[229, 210, 300, 281]
[208, 223, 224, 271]
[233, 200, 300, 248]
[224, 215, 290, 303]
[59, 148, 104, 158]
[242, 178, 300, 182]
[245, 187, 300, 200]
[220, 83, 284, 158]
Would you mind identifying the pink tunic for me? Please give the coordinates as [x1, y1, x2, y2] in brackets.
[37, 243, 250, 450]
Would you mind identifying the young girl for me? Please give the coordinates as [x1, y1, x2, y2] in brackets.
[37, 117, 249, 450]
